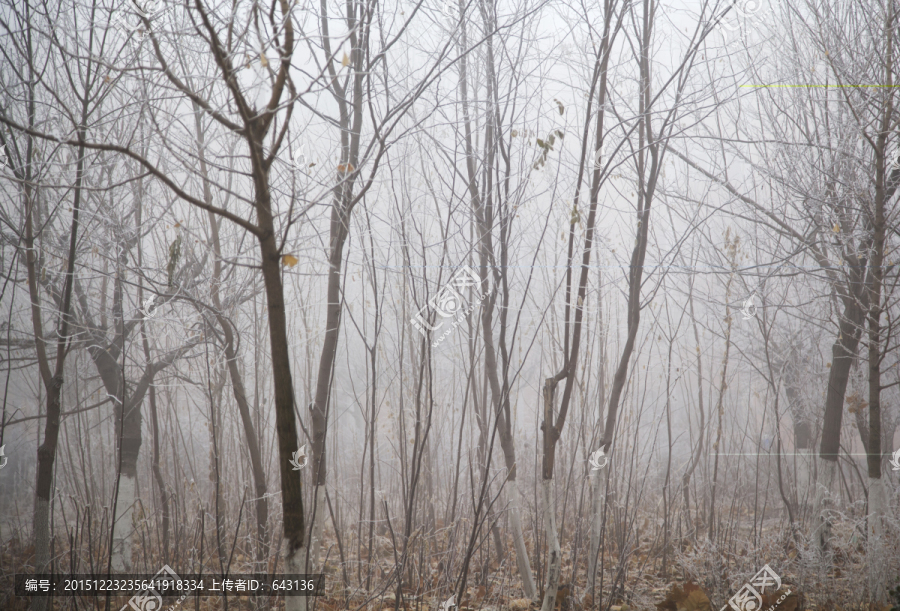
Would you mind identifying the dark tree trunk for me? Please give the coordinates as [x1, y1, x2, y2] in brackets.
[27, 128, 84, 592]
[819, 291, 866, 463]
[256, 182, 306, 568]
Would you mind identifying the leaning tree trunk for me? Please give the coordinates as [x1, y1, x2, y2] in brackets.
[506, 476, 535, 598]
[308, 198, 352, 571]
[812, 126, 900, 555]
[814, 270, 866, 554]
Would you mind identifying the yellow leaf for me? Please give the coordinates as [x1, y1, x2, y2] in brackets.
[833, 223, 840, 232]
[282, 254, 299, 267]
[260, 53, 269, 67]
[341, 52, 349, 67]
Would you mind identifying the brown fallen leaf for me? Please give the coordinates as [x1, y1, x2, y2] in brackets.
[680, 589, 711, 611]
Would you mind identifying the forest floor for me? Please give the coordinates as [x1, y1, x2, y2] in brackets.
[1, 511, 898, 610]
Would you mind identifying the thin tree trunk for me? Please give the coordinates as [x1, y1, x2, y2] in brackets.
[507, 480, 534, 595]
[585, 269, 607, 602]
[139, 264, 169, 563]
[683, 280, 705, 537]
[456, 0, 536, 595]
[134, 151, 171, 563]
[366, 340, 377, 591]
[542, 1, 628, 604]
[193, 101, 270, 567]
[307, 199, 348, 568]
[660, 299, 678, 578]
[308, 0, 367, 565]
[146, 378, 169, 560]
[709, 238, 736, 542]
[865, 103, 889, 605]
[206, 363, 228, 573]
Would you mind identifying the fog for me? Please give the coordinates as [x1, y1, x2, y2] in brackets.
[0, 0, 898, 609]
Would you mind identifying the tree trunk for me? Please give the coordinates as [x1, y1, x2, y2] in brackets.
[812, 456, 838, 554]
[111, 400, 140, 573]
[709, 244, 735, 543]
[585, 272, 608, 600]
[194, 102, 270, 567]
[307, 201, 350, 570]
[111, 472, 136, 571]
[455, 0, 537, 594]
[787, 383, 814, 511]
[111, 359, 145, 573]
[682, 277, 705, 538]
[32, 376, 62, 575]
[110, 238, 142, 572]
[147, 381, 170, 560]
[867, 476, 888, 603]
[507, 480, 537, 599]
[794, 445, 814, 514]
[815, 282, 866, 552]
[309, 484, 327, 571]
[586, 467, 606, 596]
[221, 329, 270, 565]
[540, 380, 563, 611]
[865, 128, 887, 604]
[256, 184, 306, 611]
[539, 477, 562, 611]
[27, 126, 85, 604]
